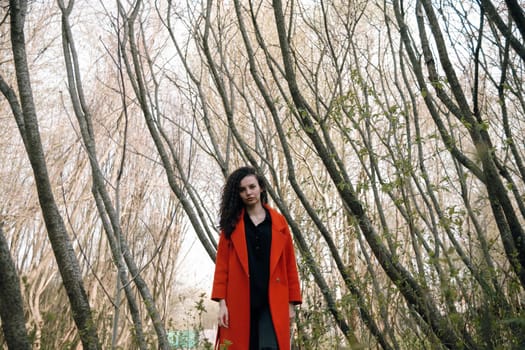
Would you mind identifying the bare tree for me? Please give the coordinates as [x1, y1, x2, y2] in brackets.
[57, 0, 170, 347]
[0, 1, 100, 348]
[115, 0, 219, 263]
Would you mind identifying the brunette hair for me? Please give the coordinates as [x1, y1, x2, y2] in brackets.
[219, 166, 268, 238]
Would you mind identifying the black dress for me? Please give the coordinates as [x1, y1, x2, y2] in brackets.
[244, 210, 279, 350]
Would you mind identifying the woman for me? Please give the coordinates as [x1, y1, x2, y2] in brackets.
[211, 166, 302, 350]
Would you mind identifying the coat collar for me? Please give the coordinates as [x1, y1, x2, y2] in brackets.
[230, 204, 286, 277]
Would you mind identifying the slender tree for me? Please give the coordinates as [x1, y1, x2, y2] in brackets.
[0, 1, 100, 348]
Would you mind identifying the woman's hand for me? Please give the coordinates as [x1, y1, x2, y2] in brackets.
[218, 299, 229, 328]
[289, 303, 296, 320]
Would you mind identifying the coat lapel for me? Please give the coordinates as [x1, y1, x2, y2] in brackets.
[268, 208, 286, 276]
[230, 210, 250, 277]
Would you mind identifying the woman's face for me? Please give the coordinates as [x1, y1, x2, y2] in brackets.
[238, 175, 263, 207]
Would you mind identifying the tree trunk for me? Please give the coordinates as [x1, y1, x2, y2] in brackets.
[4, 1, 101, 348]
[0, 223, 31, 350]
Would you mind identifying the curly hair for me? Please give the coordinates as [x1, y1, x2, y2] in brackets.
[219, 166, 268, 238]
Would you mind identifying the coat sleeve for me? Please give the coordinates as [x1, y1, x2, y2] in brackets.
[283, 222, 302, 304]
[211, 233, 229, 301]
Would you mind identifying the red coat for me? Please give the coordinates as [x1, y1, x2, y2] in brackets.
[211, 205, 302, 349]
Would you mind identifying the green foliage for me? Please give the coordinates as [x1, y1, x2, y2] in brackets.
[219, 339, 232, 350]
[168, 292, 215, 349]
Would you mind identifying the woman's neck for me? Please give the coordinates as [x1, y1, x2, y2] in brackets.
[245, 203, 265, 216]
[246, 203, 266, 226]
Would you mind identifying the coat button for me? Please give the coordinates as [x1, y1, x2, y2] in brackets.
[276, 277, 280, 283]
